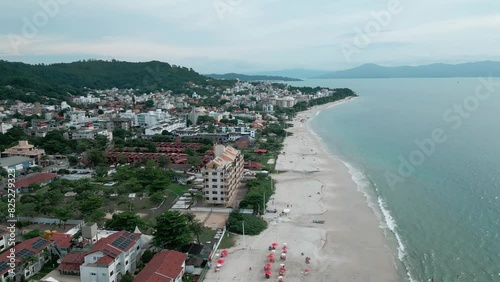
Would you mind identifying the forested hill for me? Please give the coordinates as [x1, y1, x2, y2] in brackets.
[0, 60, 235, 103]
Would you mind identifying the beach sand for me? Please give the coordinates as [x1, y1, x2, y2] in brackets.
[204, 99, 399, 282]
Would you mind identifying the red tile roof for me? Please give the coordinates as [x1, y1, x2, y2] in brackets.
[95, 255, 114, 266]
[88, 230, 141, 258]
[14, 173, 58, 189]
[253, 149, 267, 153]
[57, 252, 86, 272]
[0, 237, 53, 276]
[133, 250, 186, 282]
[50, 233, 73, 249]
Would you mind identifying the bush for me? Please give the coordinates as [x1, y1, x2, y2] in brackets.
[227, 212, 267, 235]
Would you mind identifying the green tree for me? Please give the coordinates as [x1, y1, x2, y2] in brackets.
[158, 155, 170, 168]
[153, 211, 192, 249]
[105, 211, 148, 232]
[23, 229, 42, 240]
[94, 164, 109, 178]
[120, 273, 133, 282]
[149, 191, 165, 205]
[54, 206, 74, 229]
[88, 210, 106, 223]
[86, 149, 106, 167]
[185, 213, 204, 244]
[77, 191, 105, 216]
[145, 100, 155, 108]
[67, 156, 79, 166]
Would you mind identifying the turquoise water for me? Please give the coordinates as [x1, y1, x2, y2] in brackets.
[290, 78, 500, 282]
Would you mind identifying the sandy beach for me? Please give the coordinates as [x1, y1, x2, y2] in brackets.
[204, 98, 400, 282]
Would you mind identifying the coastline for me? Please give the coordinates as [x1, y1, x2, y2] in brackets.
[204, 97, 400, 282]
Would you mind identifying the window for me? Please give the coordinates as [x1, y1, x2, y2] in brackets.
[205, 178, 208, 182]
[220, 185, 224, 189]
[212, 185, 217, 188]
[212, 197, 218, 201]
[91, 273, 97, 276]
[220, 191, 224, 195]
[126, 260, 129, 265]
[211, 179, 217, 182]
[212, 172, 217, 175]
[205, 197, 209, 200]
[205, 172, 208, 175]
[137, 245, 140, 250]
[205, 191, 209, 194]
[205, 185, 209, 188]
[212, 191, 217, 194]
[221, 197, 224, 201]
[110, 271, 114, 276]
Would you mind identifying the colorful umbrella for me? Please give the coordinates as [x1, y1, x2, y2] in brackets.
[221, 250, 228, 255]
[267, 253, 275, 258]
[271, 242, 279, 247]
[265, 269, 272, 275]
[265, 263, 272, 268]
[305, 268, 310, 273]
[217, 259, 224, 264]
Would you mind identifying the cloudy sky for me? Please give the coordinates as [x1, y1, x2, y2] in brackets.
[0, 0, 499, 73]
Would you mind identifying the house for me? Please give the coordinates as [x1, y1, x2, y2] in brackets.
[79, 230, 142, 282]
[13, 173, 58, 193]
[0, 156, 35, 173]
[57, 252, 86, 276]
[1, 140, 45, 163]
[244, 161, 263, 170]
[0, 237, 55, 282]
[49, 233, 74, 256]
[0, 229, 8, 253]
[133, 250, 186, 282]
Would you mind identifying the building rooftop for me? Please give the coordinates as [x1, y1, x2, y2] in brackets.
[0, 156, 34, 168]
[133, 250, 186, 282]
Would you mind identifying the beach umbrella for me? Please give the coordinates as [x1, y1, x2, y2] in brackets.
[265, 269, 272, 275]
[280, 264, 285, 267]
[221, 250, 228, 255]
[216, 264, 222, 268]
[305, 268, 310, 273]
[268, 253, 275, 259]
[282, 245, 287, 250]
[265, 263, 272, 269]
[272, 242, 279, 247]
[217, 259, 224, 264]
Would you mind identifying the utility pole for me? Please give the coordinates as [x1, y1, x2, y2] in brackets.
[242, 221, 246, 250]
[263, 191, 266, 215]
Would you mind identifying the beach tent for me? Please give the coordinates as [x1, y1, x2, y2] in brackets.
[283, 209, 290, 214]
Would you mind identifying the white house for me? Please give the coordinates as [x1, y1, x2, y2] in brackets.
[79, 231, 142, 282]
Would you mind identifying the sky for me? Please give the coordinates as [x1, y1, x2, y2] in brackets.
[0, 0, 499, 74]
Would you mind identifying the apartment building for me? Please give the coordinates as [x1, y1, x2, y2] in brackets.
[201, 145, 244, 207]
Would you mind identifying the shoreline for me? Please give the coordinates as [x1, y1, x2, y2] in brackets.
[204, 97, 400, 282]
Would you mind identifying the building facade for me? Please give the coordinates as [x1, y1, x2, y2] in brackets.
[201, 145, 244, 207]
[1, 141, 45, 163]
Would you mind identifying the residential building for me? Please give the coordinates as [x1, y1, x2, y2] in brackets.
[0, 237, 55, 282]
[0, 156, 35, 172]
[0, 229, 8, 253]
[145, 118, 185, 136]
[1, 141, 45, 163]
[73, 94, 101, 104]
[110, 118, 133, 131]
[64, 129, 113, 141]
[79, 230, 142, 282]
[201, 145, 244, 207]
[134, 250, 186, 282]
[0, 123, 12, 134]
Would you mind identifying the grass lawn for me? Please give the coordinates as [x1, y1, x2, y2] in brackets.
[219, 233, 237, 249]
[198, 227, 217, 244]
[169, 183, 189, 196]
[29, 262, 57, 280]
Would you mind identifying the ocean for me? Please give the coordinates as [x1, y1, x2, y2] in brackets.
[289, 78, 500, 282]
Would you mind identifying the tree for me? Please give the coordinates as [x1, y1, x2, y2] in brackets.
[153, 211, 192, 249]
[145, 100, 155, 108]
[158, 155, 170, 168]
[149, 191, 165, 205]
[88, 210, 106, 223]
[77, 191, 105, 216]
[67, 155, 79, 166]
[23, 229, 42, 240]
[187, 156, 201, 166]
[94, 164, 109, 178]
[105, 211, 148, 232]
[54, 206, 74, 228]
[185, 213, 204, 244]
[121, 273, 133, 282]
[86, 149, 106, 167]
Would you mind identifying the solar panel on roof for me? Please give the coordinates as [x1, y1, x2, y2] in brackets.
[0, 262, 9, 272]
[32, 238, 48, 249]
[103, 248, 118, 257]
[18, 249, 35, 259]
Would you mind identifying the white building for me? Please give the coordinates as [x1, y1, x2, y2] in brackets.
[80, 231, 142, 282]
[145, 118, 185, 135]
[201, 145, 244, 207]
[73, 94, 101, 104]
[0, 122, 12, 134]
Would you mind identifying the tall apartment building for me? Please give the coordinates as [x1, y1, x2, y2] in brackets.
[201, 145, 244, 207]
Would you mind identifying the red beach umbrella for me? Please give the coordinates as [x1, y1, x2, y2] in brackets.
[265, 263, 272, 269]
[267, 253, 275, 259]
[271, 242, 279, 247]
[217, 259, 224, 264]
[305, 268, 310, 273]
[265, 269, 272, 275]
[221, 250, 228, 255]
